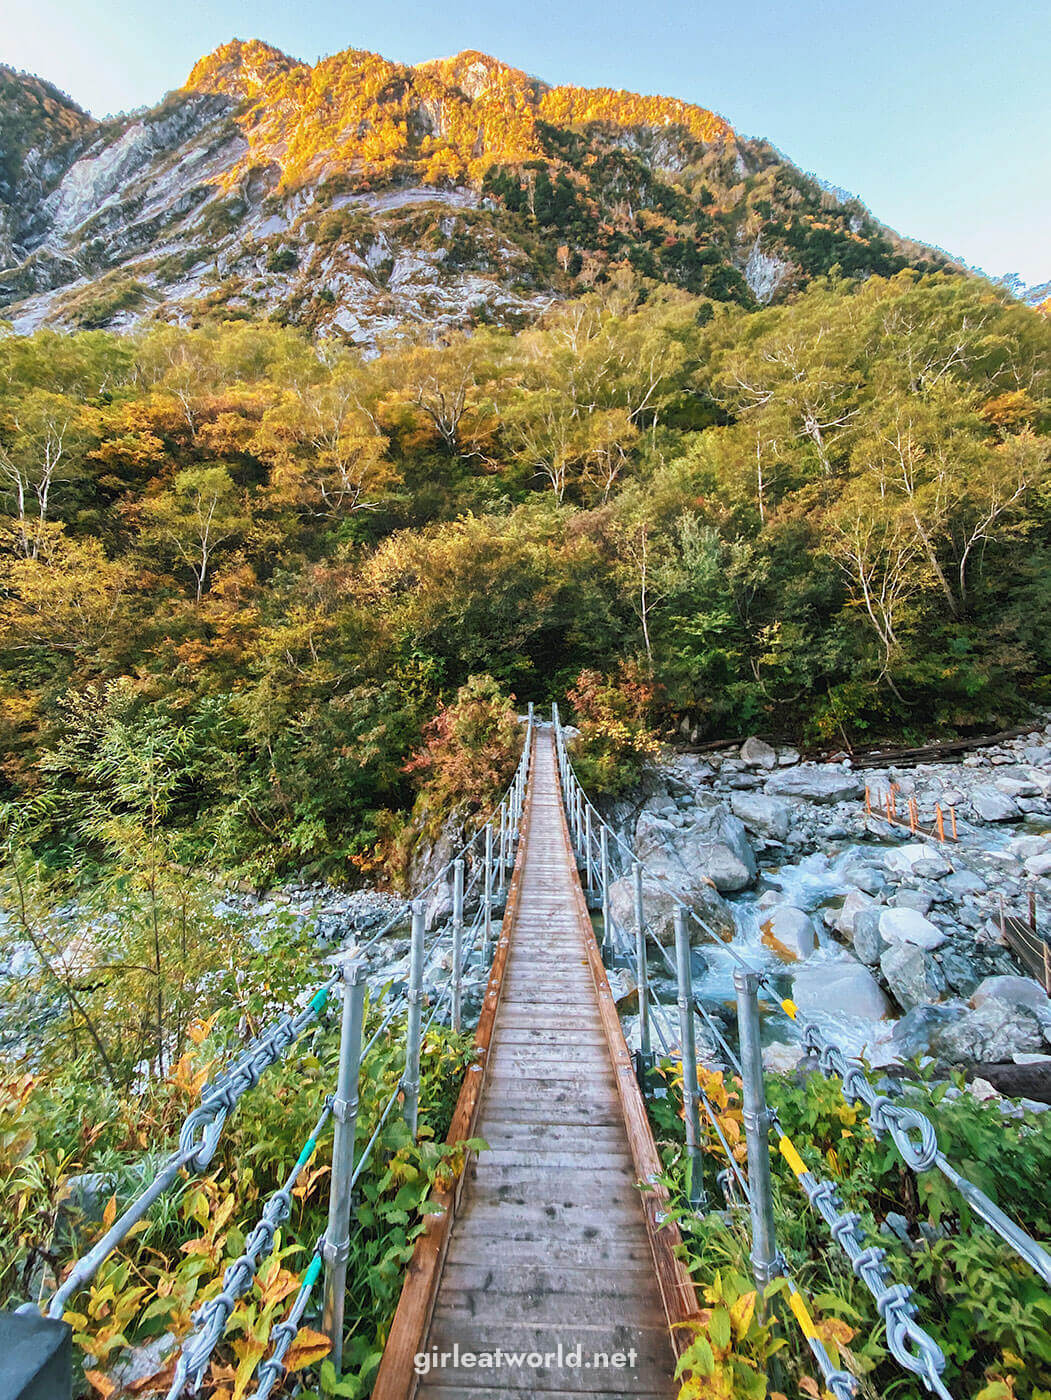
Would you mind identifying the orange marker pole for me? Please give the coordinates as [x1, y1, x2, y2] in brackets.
[909, 797, 918, 833]
[950, 807, 957, 841]
[864, 785, 871, 816]
[934, 804, 945, 842]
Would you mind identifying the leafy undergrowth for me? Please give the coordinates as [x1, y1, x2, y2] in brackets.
[648, 1062, 1051, 1400]
[2, 996, 476, 1399]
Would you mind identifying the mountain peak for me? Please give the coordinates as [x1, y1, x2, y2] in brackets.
[416, 50, 547, 102]
[185, 38, 304, 101]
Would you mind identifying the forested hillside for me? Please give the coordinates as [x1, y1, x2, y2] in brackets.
[2, 268, 1048, 882]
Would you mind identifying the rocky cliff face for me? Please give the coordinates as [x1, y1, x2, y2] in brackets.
[0, 42, 952, 345]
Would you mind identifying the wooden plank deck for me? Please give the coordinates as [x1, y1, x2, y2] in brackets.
[374, 727, 695, 1400]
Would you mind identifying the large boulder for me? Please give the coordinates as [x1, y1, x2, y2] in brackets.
[740, 736, 778, 770]
[760, 906, 816, 961]
[852, 907, 886, 966]
[635, 800, 756, 894]
[930, 997, 1046, 1065]
[793, 956, 892, 1021]
[607, 872, 735, 948]
[879, 908, 946, 950]
[884, 844, 952, 880]
[880, 940, 947, 1010]
[973, 975, 1051, 1020]
[730, 792, 791, 842]
[835, 890, 877, 940]
[892, 1002, 962, 1057]
[969, 785, 1021, 822]
[765, 766, 864, 805]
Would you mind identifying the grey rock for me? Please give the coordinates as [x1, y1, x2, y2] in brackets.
[973, 975, 1051, 1020]
[931, 998, 1045, 1065]
[793, 956, 892, 1020]
[970, 785, 1021, 822]
[995, 777, 1041, 799]
[943, 870, 987, 898]
[740, 736, 778, 770]
[835, 889, 876, 939]
[607, 873, 735, 947]
[765, 766, 864, 805]
[939, 946, 983, 997]
[892, 1002, 961, 1057]
[891, 889, 933, 915]
[1023, 745, 1051, 765]
[852, 908, 886, 965]
[759, 905, 817, 960]
[730, 792, 791, 842]
[1025, 851, 1051, 878]
[636, 799, 756, 894]
[879, 908, 947, 950]
[777, 748, 801, 766]
[880, 940, 947, 1010]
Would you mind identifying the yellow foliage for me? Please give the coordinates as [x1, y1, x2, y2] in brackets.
[183, 42, 732, 193]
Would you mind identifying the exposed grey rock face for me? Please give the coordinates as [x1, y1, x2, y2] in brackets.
[973, 975, 1051, 1020]
[852, 907, 886, 966]
[892, 1002, 961, 1057]
[759, 905, 816, 960]
[729, 792, 791, 842]
[835, 889, 877, 939]
[765, 766, 864, 805]
[607, 872, 735, 946]
[740, 736, 777, 770]
[969, 785, 1021, 822]
[879, 907, 946, 951]
[635, 801, 756, 894]
[931, 998, 1046, 1065]
[880, 940, 947, 1010]
[793, 957, 891, 1020]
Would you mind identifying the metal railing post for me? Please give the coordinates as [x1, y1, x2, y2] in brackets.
[402, 903, 425, 1138]
[483, 822, 494, 963]
[585, 804, 594, 897]
[322, 957, 367, 1379]
[674, 909, 706, 1208]
[734, 968, 780, 1302]
[633, 860, 653, 1082]
[600, 825, 612, 961]
[498, 800, 508, 895]
[451, 859, 465, 1035]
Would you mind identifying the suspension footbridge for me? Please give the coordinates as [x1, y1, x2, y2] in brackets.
[5, 708, 1051, 1400]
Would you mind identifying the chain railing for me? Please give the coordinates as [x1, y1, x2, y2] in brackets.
[552, 703, 1051, 1400]
[16, 706, 535, 1400]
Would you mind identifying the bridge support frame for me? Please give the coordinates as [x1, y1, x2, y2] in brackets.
[674, 909, 707, 1209]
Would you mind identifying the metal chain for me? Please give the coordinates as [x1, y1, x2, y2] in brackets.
[790, 1013, 1051, 1286]
[45, 985, 334, 1320]
[780, 1146, 952, 1399]
[250, 1247, 324, 1400]
[166, 1100, 333, 1398]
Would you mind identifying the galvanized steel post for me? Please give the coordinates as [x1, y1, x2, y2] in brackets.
[584, 804, 594, 896]
[734, 968, 780, 1299]
[483, 822, 494, 962]
[402, 903, 426, 1138]
[674, 909, 706, 1208]
[600, 825, 612, 961]
[498, 801, 508, 896]
[322, 957, 367, 1379]
[451, 858, 465, 1035]
[633, 860, 652, 1079]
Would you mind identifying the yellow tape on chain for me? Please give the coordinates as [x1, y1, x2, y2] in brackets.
[781, 998, 798, 1020]
[787, 1287, 817, 1339]
[778, 1134, 808, 1179]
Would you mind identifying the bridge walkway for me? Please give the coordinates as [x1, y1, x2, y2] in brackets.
[374, 727, 687, 1399]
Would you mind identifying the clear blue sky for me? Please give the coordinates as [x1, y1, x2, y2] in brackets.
[4, 0, 1049, 284]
